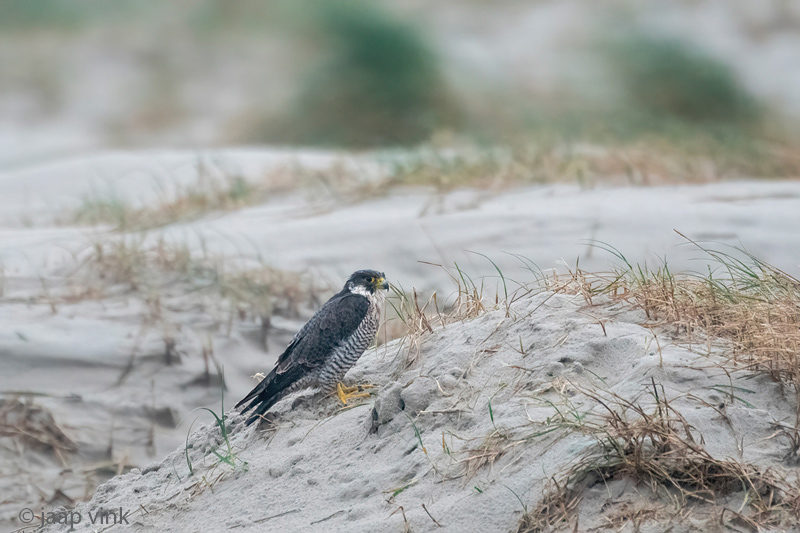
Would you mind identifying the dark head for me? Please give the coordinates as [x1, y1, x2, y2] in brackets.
[345, 269, 389, 295]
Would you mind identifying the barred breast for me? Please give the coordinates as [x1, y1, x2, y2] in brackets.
[316, 296, 381, 388]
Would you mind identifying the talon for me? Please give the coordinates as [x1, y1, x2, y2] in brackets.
[336, 382, 375, 405]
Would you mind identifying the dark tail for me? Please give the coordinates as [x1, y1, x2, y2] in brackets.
[235, 368, 299, 425]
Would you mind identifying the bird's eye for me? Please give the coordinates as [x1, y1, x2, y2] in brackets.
[366, 276, 374, 283]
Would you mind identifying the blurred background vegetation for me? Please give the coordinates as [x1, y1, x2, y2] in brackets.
[256, 1, 462, 147]
[1, 0, 798, 172]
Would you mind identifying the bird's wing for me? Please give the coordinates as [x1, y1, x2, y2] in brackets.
[234, 293, 371, 421]
[275, 293, 370, 373]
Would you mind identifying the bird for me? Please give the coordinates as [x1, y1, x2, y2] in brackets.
[236, 269, 389, 425]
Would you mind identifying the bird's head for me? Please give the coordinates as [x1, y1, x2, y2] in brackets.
[346, 269, 389, 296]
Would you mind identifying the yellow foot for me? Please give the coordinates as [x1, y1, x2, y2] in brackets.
[336, 383, 376, 405]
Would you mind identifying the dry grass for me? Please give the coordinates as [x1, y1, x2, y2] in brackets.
[454, 431, 525, 481]
[519, 381, 800, 532]
[0, 397, 76, 457]
[384, 285, 437, 367]
[76, 236, 314, 322]
[385, 262, 490, 368]
[615, 242, 799, 388]
[376, 137, 800, 195]
[71, 162, 262, 231]
[66, 136, 800, 233]
[540, 235, 800, 405]
[67, 158, 378, 231]
[37, 234, 322, 384]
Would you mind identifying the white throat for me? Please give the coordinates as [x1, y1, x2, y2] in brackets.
[348, 282, 386, 302]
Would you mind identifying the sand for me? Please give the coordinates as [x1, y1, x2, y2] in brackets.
[1, 150, 799, 532]
[34, 291, 800, 532]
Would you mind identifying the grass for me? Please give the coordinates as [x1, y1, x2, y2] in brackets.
[43, 234, 318, 387]
[519, 381, 800, 531]
[385, 283, 439, 367]
[0, 0, 100, 29]
[568, 235, 800, 397]
[66, 156, 389, 231]
[375, 133, 800, 196]
[456, 431, 520, 481]
[77, 235, 311, 321]
[70, 161, 264, 231]
[385, 261, 490, 367]
[0, 397, 76, 457]
[61, 133, 800, 232]
[386, 237, 800, 401]
[183, 370, 248, 477]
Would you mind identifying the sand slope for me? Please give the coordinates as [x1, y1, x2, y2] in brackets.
[39, 291, 800, 532]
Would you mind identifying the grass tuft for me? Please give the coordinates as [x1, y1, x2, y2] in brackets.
[78, 235, 311, 324]
[385, 261, 495, 367]
[71, 162, 261, 231]
[589, 235, 800, 392]
[519, 381, 800, 531]
[374, 135, 800, 197]
[0, 397, 76, 456]
[184, 371, 248, 477]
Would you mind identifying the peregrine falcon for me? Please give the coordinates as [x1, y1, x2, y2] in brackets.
[236, 270, 388, 425]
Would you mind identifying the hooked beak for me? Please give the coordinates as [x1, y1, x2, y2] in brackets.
[377, 277, 389, 291]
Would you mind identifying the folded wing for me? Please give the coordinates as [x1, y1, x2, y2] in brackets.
[235, 293, 370, 425]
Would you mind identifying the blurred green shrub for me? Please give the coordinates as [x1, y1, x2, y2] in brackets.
[261, 1, 460, 147]
[611, 34, 761, 128]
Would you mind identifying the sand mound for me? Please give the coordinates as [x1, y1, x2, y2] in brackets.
[39, 291, 800, 532]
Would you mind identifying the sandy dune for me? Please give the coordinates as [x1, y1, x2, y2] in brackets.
[37, 292, 800, 532]
[1, 150, 799, 531]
